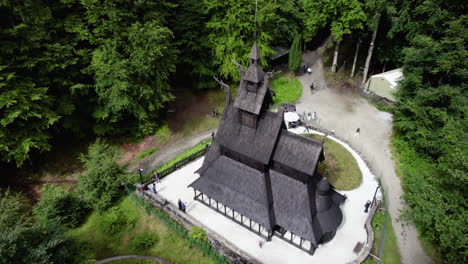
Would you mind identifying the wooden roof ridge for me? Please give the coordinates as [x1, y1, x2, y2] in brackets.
[272, 129, 324, 177]
[249, 41, 261, 60]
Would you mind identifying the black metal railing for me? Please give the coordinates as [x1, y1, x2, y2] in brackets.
[140, 144, 210, 185]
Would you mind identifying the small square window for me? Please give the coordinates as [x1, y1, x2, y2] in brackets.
[241, 111, 256, 128]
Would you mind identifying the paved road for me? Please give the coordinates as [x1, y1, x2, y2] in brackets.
[296, 51, 431, 264]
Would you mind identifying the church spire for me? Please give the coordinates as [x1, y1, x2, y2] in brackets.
[244, 42, 264, 85]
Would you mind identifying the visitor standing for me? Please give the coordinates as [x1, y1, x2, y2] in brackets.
[153, 171, 161, 184]
[152, 183, 157, 194]
[178, 199, 182, 210]
[364, 200, 371, 212]
[181, 201, 186, 213]
[354, 127, 360, 137]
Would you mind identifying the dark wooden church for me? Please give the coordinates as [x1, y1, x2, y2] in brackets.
[189, 43, 344, 254]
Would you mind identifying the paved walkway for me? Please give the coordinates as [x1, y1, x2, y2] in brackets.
[95, 254, 171, 264]
[149, 130, 379, 264]
[296, 50, 430, 264]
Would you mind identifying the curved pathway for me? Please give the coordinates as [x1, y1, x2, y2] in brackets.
[295, 51, 430, 264]
[95, 255, 172, 264]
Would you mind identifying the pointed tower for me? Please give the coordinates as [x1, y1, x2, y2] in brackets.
[244, 42, 264, 91]
[233, 42, 269, 129]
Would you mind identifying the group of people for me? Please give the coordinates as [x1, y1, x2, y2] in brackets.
[303, 64, 312, 74]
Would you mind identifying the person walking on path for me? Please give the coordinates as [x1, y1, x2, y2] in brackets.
[181, 201, 186, 213]
[354, 127, 360, 137]
[152, 183, 157, 194]
[153, 171, 161, 184]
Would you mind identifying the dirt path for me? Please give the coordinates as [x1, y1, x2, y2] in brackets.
[128, 129, 215, 175]
[296, 51, 430, 264]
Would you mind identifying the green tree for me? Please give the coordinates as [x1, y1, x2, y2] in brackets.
[77, 139, 128, 211]
[204, 0, 289, 81]
[392, 2, 467, 262]
[300, 0, 366, 72]
[69, 0, 177, 136]
[288, 35, 302, 71]
[34, 185, 88, 228]
[0, 0, 89, 167]
[0, 190, 74, 264]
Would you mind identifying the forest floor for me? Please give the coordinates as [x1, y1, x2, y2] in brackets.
[295, 49, 430, 264]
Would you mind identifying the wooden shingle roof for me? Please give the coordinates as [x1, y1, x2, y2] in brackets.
[273, 130, 324, 176]
[190, 156, 271, 227]
[233, 78, 268, 114]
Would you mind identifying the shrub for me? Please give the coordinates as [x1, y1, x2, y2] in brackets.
[34, 185, 88, 228]
[131, 232, 159, 251]
[189, 226, 209, 244]
[156, 123, 171, 144]
[78, 139, 129, 211]
[99, 207, 127, 235]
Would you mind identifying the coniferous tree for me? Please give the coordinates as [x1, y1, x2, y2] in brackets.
[288, 35, 302, 71]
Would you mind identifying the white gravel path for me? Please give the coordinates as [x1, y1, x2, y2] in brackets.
[295, 51, 431, 264]
[150, 131, 380, 264]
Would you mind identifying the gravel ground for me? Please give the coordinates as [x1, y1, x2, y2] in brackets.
[295, 50, 431, 264]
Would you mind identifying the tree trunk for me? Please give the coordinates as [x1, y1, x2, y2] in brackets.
[331, 41, 340, 72]
[351, 36, 361, 77]
[382, 62, 386, 73]
[361, 14, 380, 87]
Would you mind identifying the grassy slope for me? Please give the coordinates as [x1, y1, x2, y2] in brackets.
[370, 210, 401, 264]
[304, 134, 362, 190]
[69, 197, 216, 264]
[153, 139, 212, 175]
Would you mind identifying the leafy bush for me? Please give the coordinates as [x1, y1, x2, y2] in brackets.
[189, 226, 209, 244]
[99, 207, 128, 235]
[78, 139, 129, 211]
[34, 185, 88, 228]
[372, 210, 385, 232]
[131, 232, 159, 251]
[155, 124, 171, 144]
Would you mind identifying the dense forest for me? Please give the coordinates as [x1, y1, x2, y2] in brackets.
[0, 0, 466, 263]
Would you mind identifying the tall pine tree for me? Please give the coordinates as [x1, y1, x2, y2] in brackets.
[288, 35, 302, 71]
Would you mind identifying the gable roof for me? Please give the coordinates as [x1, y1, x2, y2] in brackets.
[370, 68, 403, 88]
[233, 79, 268, 114]
[189, 156, 271, 227]
[273, 130, 324, 175]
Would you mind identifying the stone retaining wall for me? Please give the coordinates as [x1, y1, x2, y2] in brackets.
[136, 189, 261, 264]
[349, 200, 381, 264]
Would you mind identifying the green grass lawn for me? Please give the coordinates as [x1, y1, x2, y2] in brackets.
[270, 74, 303, 107]
[304, 134, 362, 190]
[68, 197, 216, 264]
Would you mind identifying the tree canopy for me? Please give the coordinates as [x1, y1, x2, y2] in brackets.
[0, 1, 466, 262]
